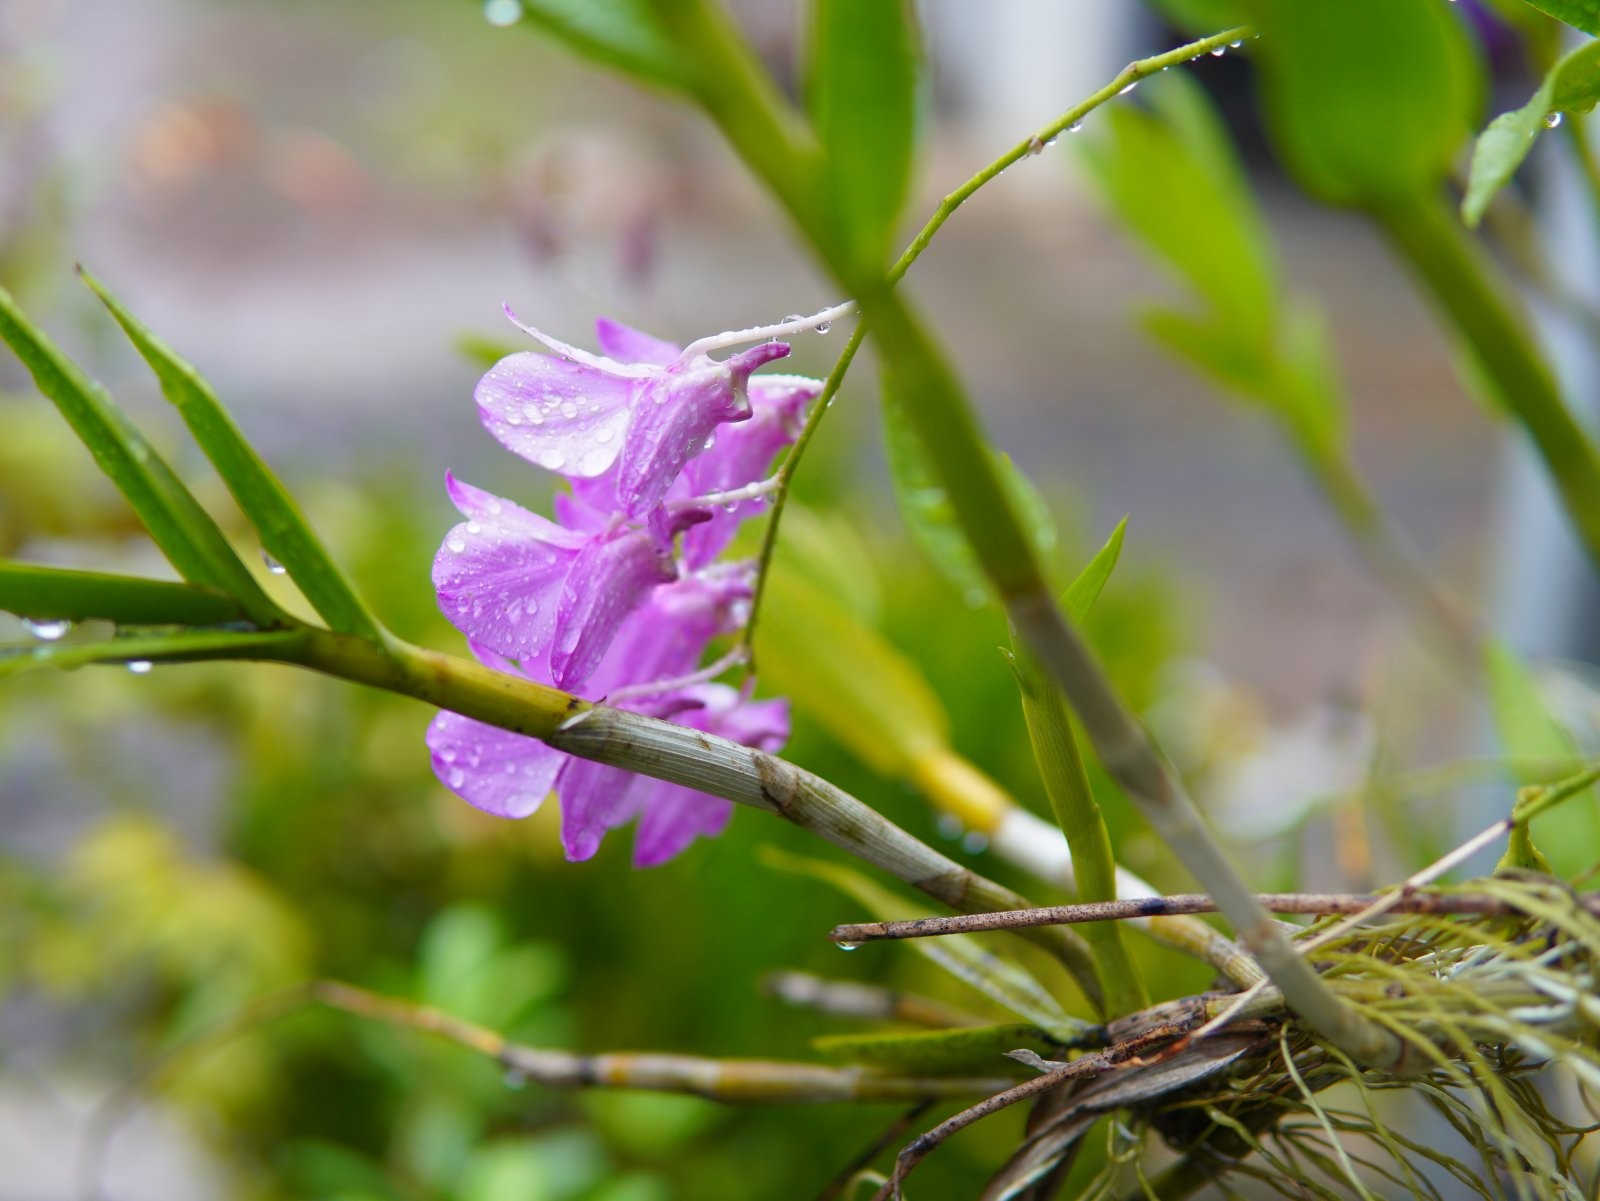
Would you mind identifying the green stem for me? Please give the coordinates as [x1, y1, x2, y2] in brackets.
[1563, 114, 1600, 238]
[660, 0, 1403, 1069]
[1374, 189, 1600, 573]
[1010, 635, 1147, 1017]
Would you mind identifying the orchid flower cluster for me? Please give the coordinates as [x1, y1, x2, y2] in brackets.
[427, 306, 841, 865]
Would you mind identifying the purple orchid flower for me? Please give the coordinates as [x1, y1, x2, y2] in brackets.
[476, 311, 794, 517]
[426, 572, 782, 864]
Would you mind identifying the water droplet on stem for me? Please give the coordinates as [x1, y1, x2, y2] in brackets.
[24, 618, 71, 641]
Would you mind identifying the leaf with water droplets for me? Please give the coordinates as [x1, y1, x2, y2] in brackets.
[81, 270, 379, 638]
[1463, 40, 1600, 227]
[0, 627, 303, 678]
[0, 283, 277, 622]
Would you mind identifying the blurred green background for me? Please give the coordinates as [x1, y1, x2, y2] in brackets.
[2, 1, 1589, 1198]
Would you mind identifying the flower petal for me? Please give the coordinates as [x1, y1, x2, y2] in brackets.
[476, 352, 635, 478]
[433, 474, 584, 659]
[631, 778, 732, 867]
[427, 710, 563, 819]
[587, 570, 755, 696]
[549, 529, 676, 689]
[594, 317, 680, 367]
[557, 756, 641, 860]
[615, 343, 791, 517]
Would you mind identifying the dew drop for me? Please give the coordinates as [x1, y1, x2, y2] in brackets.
[703, 435, 716, 451]
[503, 1066, 528, 1089]
[1068, 121, 1083, 133]
[261, 550, 286, 575]
[962, 831, 990, 855]
[815, 320, 832, 334]
[1118, 81, 1137, 96]
[440, 749, 458, 763]
[449, 767, 466, 788]
[1229, 39, 1243, 48]
[466, 521, 482, 535]
[560, 401, 579, 418]
[835, 941, 860, 952]
[936, 813, 963, 840]
[540, 451, 566, 470]
[596, 428, 614, 443]
[448, 536, 467, 553]
[23, 618, 71, 641]
[1210, 46, 1226, 57]
[505, 412, 522, 426]
[783, 313, 803, 323]
[1026, 135, 1045, 156]
[488, 499, 503, 514]
[126, 660, 153, 675]
[1546, 111, 1565, 129]
[484, 0, 522, 26]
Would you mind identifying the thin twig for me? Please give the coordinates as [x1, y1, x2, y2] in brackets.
[829, 889, 1600, 944]
[740, 22, 1252, 664]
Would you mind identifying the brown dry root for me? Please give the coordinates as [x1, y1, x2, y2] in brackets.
[874, 875, 1600, 1201]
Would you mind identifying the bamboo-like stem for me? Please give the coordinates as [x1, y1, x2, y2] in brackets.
[761, 971, 987, 1029]
[1374, 189, 1600, 573]
[659, 0, 1397, 1066]
[309, 981, 1010, 1102]
[741, 22, 1251, 662]
[275, 629, 1103, 1009]
[829, 888, 1600, 943]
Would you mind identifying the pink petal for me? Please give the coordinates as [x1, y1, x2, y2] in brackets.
[549, 528, 676, 689]
[557, 756, 641, 860]
[433, 475, 585, 659]
[631, 778, 733, 867]
[594, 317, 680, 367]
[586, 570, 755, 697]
[476, 352, 635, 478]
[427, 710, 564, 819]
[615, 343, 791, 518]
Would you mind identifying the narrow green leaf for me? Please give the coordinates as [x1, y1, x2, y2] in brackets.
[755, 561, 947, 775]
[0, 285, 278, 620]
[1010, 523, 1146, 1017]
[1079, 72, 1277, 335]
[1463, 40, 1600, 228]
[0, 627, 304, 679]
[1147, 0, 1249, 34]
[883, 384, 1057, 607]
[1247, 0, 1482, 206]
[1515, 0, 1600, 35]
[82, 272, 382, 639]
[511, 0, 694, 92]
[807, 0, 920, 268]
[0, 561, 248, 626]
[1484, 639, 1597, 875]
[1062, 517, 1126, 621]
[761, 846, 1091, 1041]
[812, 1024, 1056, 1075]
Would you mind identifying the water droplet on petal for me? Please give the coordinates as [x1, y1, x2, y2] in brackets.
[448, 536, 467, 553]
[440, 749, 458, 763]
[539, 450, 566, 470]
[1546, 111, 1565, 129]
[466, 522, 482, 535]
[595, 428, 613, 444]
[703, 435, 716, 451]
[560, 401, 579, 418]
[484, 0, 521, 24]
[23, 618, 71, 641]
[449, 767, 466, 788]
[261, 550, 286, 574]
[126, 660, 153, 675]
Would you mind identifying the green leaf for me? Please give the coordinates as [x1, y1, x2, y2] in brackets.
[1062, 517, 1127, 621]
[755, 560, 948, 774]
[882, 383, 1057, 607]
[807, 0, 920, 268]
[1463, 40, 1600, 227]
[1145, 0, 1249, 34]
[812, 1023, 1053, 1075]
[760, 846, 1090, 1041]
[0, 562, 248, 626]
[1079, 72, 1277, 335]
[1484, 639, 1597, 875]
[1247, 0, 1483, 206]
[0, 285, 278, 620]
[0, 627, 304, 679]
[511, 0, 694, 92]
[1514, 0, 1600, 35]
[82, 271, 382, 638]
